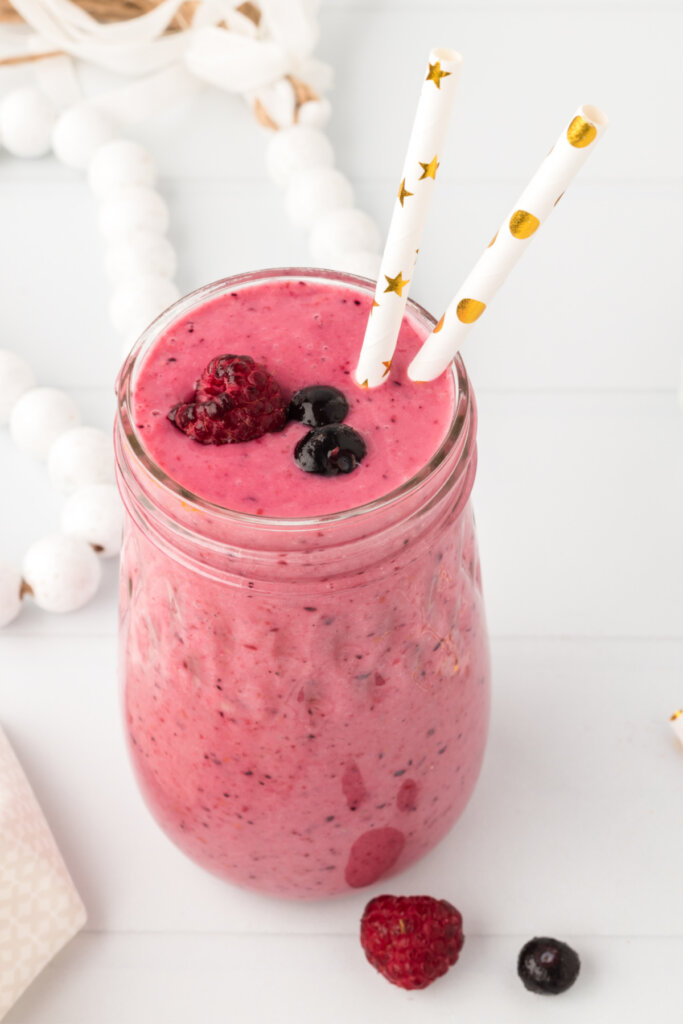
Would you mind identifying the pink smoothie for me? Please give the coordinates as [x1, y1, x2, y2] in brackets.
[118, 271, 490, 898]
[132, 277, 454, 517]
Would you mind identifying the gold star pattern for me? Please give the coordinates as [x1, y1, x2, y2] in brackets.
[418, 155, 439, 180]
[433, 313, 445, 333]
[384, 271, 410, 297]
[381, 360, 392, 378]
[360, 379, 369, 389]
[370, 299, 379, 314]
[397, 178, 414, 207]
[425, 60, 451, 89]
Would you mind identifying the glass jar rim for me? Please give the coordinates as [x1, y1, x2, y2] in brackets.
[116, 267, 474, 530]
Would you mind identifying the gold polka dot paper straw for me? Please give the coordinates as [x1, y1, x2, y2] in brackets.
[408, 103, 608, 382]
[354, 47, 462, 388]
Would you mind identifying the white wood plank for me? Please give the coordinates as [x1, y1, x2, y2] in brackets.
[2, 390, 681, 638]
[0, 7, 680, 188]
[0, 5, 680, 1022]
[368, 180, 683, 393]
[328, 0, 682, 8]
[1, 180, 680, 392]
[0, 387, 118, 637]
[6, 932, 683, 1023]
[474, 391, 683, 638]
[307, 6, 683, 186]
[2, 637, 681, 940]
[0, 181, 305, 393]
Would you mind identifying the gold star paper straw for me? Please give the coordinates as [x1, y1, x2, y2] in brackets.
[354, 47, 462, 388]
[671, 709, 683, 748]
[408, 104, 609, 382]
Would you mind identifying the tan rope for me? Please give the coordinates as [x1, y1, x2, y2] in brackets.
[252, 74, 319, 130]
[0, 0, 203, 65]
[0, 1, 318, 126]
[0, 0, 260, 24]
[0, 48, 63, 65]
[0, 0, 194, 24]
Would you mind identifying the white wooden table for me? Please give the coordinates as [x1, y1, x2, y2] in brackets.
[2, 1, 683, 1020]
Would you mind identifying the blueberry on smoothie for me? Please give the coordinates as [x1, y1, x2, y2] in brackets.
[288, 385, 349, 426]
[294, 424, 367, 475]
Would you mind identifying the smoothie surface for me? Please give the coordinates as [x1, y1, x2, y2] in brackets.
[132, 276, 454, 518]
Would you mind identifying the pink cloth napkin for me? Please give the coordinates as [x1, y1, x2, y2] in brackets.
[0, 726, 86, 1019]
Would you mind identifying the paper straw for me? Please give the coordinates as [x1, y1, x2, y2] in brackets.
[354, 47, 462, 388]
[407, 103, 609, 382]
[671, 709, 683, 748]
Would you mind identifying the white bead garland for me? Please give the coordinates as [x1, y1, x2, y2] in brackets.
[0, 352, 122, 624]
[88, 143, 180, 357]
[104, 231, 177, 286]
[109, 275, 181, 335]
[285, 166, 354, 229]
[87, 139, 157, 199]
[22, 534, 101, 613]
[0, 87, 56, 159]
[9, 387, 81, 460]
[0, 558, 22, 628]
[0, 60, 384, 626]
[296, 97, 332, 129]
[264, 119, 383, 273]
[62, 484, 123, 558]
[48, 426, 115, 494]
[52, 104, 117, 170]
[309, 207, 382, 265]
[265, 124, 334, 187]
[0, 350, 35, 424]
[332, 249, 382, 281]
[0, 102, 176, 625]
[98, 185, 170, 242]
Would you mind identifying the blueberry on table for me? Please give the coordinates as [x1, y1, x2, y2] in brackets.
[517, 936, 581, 995]
[288, 385, 349, 426]
[294, 424, 367, 476]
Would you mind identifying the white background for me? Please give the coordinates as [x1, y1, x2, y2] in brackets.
[2, 0, 683, 1020]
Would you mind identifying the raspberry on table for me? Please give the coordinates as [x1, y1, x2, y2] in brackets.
[517, 936, 581, 995]
[360, 894, 464, 990]
[168, 353, 287, 444]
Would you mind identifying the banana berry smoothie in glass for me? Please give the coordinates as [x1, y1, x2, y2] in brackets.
[115, 268, 490, 898]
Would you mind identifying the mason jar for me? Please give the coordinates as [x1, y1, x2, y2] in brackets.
[114, 269, 490, 899]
